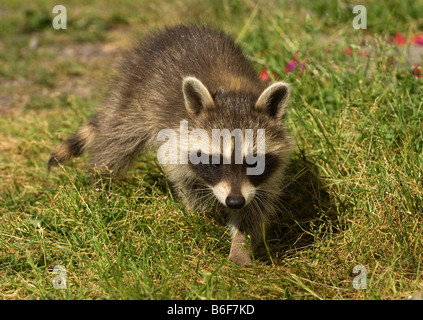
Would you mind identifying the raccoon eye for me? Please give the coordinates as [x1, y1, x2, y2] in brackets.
[210, 155, 223, 168]
[247, 154, 279, 186]
[246, 161, 257, 168]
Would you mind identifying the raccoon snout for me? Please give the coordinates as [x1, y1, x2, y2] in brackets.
[225, 195, 246, 209]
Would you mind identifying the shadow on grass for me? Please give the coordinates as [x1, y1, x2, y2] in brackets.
[257, 153, 341, 264]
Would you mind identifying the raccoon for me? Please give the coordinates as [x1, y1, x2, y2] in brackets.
[48, 25, 293, 266]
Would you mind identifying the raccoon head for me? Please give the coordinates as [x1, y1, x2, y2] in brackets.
[182, 76, 291, 210]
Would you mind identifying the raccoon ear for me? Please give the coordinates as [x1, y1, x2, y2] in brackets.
[183, 77, 214, 117]
[255, 82, 290, 118]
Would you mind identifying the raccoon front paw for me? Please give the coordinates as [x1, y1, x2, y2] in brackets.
[229, 231, 253, 267]
[228, 248, 252, 267]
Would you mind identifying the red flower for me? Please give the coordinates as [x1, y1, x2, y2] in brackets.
[394, 32, 407, 46]
[343, 47, 353, 56]
[411, 64, 422, 78]
[284, 60, 297, 73]
[284, 52, 306, 73]
[259, 67, 277, 82]
[358, 49, 369, 56]
[410, 34, 423, 46]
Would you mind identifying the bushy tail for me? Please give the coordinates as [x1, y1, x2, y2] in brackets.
[48, 123, 95, 170]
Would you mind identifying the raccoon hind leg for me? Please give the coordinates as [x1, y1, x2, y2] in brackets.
[88, 127, 148, 178]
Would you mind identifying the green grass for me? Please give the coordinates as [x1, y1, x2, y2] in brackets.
[1, 0, 422, 300]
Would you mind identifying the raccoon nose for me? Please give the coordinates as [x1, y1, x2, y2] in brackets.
[225, 195, 246, 209]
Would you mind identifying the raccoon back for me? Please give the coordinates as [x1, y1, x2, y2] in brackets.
[114, 25, 264, 125]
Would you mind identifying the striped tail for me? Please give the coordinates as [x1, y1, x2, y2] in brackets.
[47, 123, 95, 170]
